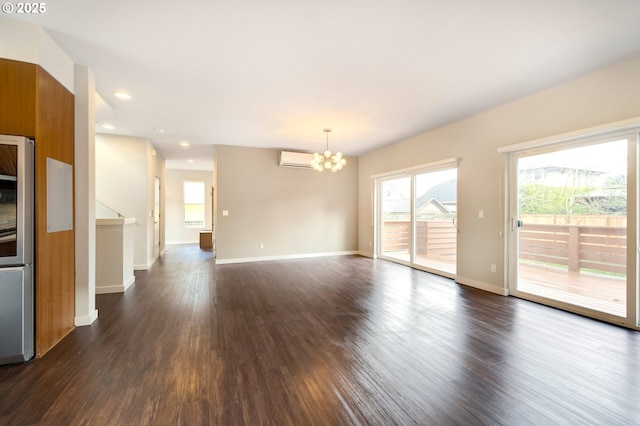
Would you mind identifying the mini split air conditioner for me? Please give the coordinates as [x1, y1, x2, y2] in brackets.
[278, 151, 313, 169]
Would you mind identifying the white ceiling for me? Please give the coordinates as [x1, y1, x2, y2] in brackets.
[8, 0, 640, 170]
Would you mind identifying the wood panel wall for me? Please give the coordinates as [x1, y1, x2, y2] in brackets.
[0, 58, 76, 357]
[0, 59, 36, 137]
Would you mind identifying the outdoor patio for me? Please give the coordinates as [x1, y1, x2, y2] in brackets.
[518, 263, 626, 317]
[382, 220, 628, 318]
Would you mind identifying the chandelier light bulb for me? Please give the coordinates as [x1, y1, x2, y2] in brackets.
[310, 128, 347, 173]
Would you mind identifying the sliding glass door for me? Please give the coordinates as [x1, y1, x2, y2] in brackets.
[380, 176, 412, 263]
[508, 132, 637, 325]
[377, 161, 458, 277]
[414, 169, 457, 275]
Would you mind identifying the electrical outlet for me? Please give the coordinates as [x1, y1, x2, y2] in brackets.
[259, 243, 264, 249]
[490, 264, 496, 273]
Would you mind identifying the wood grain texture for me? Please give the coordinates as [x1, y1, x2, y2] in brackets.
[0, 58, 76, 358]
[34, 66, 75, 357]
[1, 244, 639, 425]
[0, 59, 36, 138]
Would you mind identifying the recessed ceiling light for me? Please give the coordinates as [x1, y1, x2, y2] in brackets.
[101, 124, 115, 130]
[115, 92, 131, 100]
[187, 159, 194, 163]
[180, 141, 190, 147]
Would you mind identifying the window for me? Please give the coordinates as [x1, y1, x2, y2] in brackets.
[184, 180, 205, 228]
[512, 137, 630, 318]
[375, 158, 458, 278]
[500, 120, 640, 328]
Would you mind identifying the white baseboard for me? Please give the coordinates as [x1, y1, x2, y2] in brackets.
[74, 309, 99, 326]
[134, 257, 156, 271]
[96, 276, 136, 294]
[455, 275, 508, 296]
[357, 250, 375, 259]
[215, 250, 359, 265]
[166, 240, 198, 245]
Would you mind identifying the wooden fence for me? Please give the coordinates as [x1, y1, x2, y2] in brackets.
[382, 221, 456, 257]
[519, 224, 626, 275]
[519, 214, 626, 227]
[383, 220, 626, 276]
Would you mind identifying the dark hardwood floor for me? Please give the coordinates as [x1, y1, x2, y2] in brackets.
[1, 245, 639, 425]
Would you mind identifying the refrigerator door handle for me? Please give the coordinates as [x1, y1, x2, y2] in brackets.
[0, 266, 26, 272]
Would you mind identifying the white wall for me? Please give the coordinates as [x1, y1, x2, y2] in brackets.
[74, 64, 98, 326]
[358, 54, 640, 294]
[215, 145, 358, 262]
[165, 169, 213, 244]
[0, 16, 74, 93]
[147, 145, 166, 263]
[95, 134, 165, 269]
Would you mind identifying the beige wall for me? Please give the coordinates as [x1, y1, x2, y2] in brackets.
[148, 145, 166, 263]
[215, 145, 358, 262]
[165, 168, 214, 244]
[359, 54, 640, 294]
[0, 16, 75, 93]
[96, 134, 166, 269]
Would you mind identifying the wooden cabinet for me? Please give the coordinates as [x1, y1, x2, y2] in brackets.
[199, 230, 213, 249]
[0, 58, 75, 357]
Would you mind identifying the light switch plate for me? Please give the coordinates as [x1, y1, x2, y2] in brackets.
[222, 210, 229, 216]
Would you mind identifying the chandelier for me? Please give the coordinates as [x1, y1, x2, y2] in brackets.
[310, 128, 347, 172]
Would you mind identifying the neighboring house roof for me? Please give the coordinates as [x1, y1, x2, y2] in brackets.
[417, 198, 451, 214]
[416, 179, 457, 206]
[384, 179, 457, 213]
[520, 165, 605, 173]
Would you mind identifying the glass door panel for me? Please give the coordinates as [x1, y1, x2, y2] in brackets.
[380, 177, 411, 262]
[515, 139, 628, 317]
[414, 168, 457, 275]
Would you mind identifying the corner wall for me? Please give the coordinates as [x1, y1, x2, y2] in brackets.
[215, 145, 358, 262]
[74, 64, 98, 326]
[147, 144, 166, 263]
[95, 134, 166, 269]
[0, 17, 74, 93]
[358, 54, 640, 294]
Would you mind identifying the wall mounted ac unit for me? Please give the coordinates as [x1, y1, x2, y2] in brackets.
[279, 151, 313, 169]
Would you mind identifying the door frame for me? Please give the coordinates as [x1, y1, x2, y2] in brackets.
[500, 118, 640, 330]
[373, 157, 459, 279]
[376, 173, 413, 267]
[154, 176, 161, 260]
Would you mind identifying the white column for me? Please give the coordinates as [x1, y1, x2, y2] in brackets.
[74, 64, 98, 326]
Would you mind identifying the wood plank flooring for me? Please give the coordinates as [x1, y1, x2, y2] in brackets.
[1, 244, 639, 425]
[518, 262, 626, 317]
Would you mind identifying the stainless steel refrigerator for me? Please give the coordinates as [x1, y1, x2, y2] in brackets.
[0, 135, 34, 365]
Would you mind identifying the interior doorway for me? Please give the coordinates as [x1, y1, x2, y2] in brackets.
[154, 176, 160, 260]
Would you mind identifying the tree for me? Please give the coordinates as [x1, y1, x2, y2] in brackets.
[519, 183, 592, 222]
[519, 174, 627, 220]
